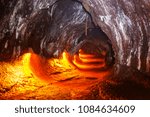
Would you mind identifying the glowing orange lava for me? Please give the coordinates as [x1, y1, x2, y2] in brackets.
[20, 51, 108, 81]
[22, 53, 32, 75]
[49, 52, 73, 69]
[0, 50, 111, 99]
[72, 50, 105, 70]
[0, 50, 108, 84]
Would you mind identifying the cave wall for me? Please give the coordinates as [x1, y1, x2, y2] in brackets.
[0, 0, 93, 58]
[0, 0, 57, 59]
[0, 0, 150, 75]
[79, 0, 150, 74]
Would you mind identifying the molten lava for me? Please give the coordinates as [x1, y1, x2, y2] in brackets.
[72, 50, 106, 70]
[0, 50, 111, 99]
[49, 52, 73, 69]
[22, 53, 32, 76]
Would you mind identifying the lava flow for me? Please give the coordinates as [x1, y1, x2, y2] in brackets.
[20, 50, 111, 82]
[72, 50, 106, 70]
[0, 50, 112, 99]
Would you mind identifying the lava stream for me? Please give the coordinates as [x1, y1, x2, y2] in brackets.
[72, 50, 106, 70]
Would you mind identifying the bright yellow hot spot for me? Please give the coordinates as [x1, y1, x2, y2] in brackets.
[22, 53, 32, 76]
[49, 52, 73, 69]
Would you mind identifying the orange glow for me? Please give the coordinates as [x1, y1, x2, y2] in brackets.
[73, 55, 105, 70]
[79, 57, 104, 63]
[0, 50, 111, 99]
[1, 51, 107, 82]
[48, 51, 105, 71]
[72, 50, 105, 70]
[60, 52, 72, 68]
[22, 53, 32, 75]
[48, 52, 74, 69]
[79, 53, 95, 58]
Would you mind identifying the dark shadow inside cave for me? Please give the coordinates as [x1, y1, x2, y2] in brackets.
[70, 27, 115, 67]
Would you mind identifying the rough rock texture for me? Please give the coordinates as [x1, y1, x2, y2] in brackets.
[0, 0, 94, 59]
[79, 0, 150, 75]
[0, 0, 150, 76]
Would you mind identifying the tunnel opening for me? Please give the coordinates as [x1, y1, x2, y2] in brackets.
[67, 27, 115, 71]
[44, 0, 116, 71]
[25, 0, 116, 73]
[23, 0, 116, 85]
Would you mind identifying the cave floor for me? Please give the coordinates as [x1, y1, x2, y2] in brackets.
[0, 53, 150, 100]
